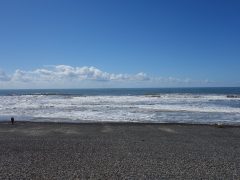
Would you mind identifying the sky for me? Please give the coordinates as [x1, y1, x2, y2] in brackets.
[0, 0, 240, 88]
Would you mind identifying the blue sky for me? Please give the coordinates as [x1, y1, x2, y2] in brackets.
[0, 0, 239, 88]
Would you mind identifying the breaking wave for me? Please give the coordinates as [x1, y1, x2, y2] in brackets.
[0, 93, 240, 125]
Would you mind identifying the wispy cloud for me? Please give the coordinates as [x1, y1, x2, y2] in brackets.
[0, 65, 211, 88]
[0, 70, 10, 81]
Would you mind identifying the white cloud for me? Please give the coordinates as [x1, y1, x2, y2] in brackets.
[8, 65, 151, 82]
[0, 65, 210, 88]
[12, 70, 33, 82]
[0, 70, 10, 81]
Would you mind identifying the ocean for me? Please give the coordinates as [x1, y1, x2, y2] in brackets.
[0, 87, 240, 124]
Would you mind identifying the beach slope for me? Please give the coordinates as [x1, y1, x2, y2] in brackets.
[0, 122, 240, 179]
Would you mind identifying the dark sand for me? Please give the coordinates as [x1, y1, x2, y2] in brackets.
[0, 122, 240, 179]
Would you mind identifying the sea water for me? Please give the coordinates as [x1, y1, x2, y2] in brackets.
[0, 88, 240, 124]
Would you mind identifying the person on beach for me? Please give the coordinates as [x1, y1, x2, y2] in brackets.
[11, 117, 14, 125]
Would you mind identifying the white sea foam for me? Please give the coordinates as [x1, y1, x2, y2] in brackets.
[0, 94, 239, 124]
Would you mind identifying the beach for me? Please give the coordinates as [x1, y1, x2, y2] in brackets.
[0, 122, 240, 179]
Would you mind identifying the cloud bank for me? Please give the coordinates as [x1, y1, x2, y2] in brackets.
[0, 65, 209, 88]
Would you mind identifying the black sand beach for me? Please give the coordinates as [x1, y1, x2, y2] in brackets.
[0, 122, 240, 179]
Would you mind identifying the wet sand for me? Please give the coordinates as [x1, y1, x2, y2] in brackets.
[0, 121, 240, 179]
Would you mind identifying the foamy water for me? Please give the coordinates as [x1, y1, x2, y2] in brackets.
[0, 93, 240, 124]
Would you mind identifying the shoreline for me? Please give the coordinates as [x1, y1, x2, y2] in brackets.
[1, 120, 240, 128]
